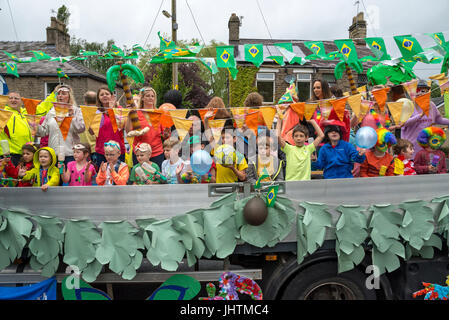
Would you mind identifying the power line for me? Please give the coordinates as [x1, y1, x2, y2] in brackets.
[143, 0, 166, 48]
[255, 0, 274, 57]
[361, 0, 378, 37]
[185, 0, 206, 46]
[6, 0, 19, 41]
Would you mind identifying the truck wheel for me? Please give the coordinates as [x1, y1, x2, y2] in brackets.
[281, 261, 376, 300]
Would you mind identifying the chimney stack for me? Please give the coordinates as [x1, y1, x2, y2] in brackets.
[228, 13, 240, 45]
[349, 12, 367, 45]
[46, 17, 71, 56]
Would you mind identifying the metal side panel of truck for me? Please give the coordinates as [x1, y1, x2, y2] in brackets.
[1, 175, 449, 300]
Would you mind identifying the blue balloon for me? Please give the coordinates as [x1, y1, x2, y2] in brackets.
[190, 150, 213, 176]
[355, 126, 378, 149]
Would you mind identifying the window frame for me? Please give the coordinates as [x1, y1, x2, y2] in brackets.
[256, 72, 276, 104]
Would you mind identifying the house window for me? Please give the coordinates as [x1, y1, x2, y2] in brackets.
[296, 73, 312, 102]
[358, 74, 368, 87]
[256, 73, 275, 104]
[322, 74, 337, 86]
[45, 82, 60, 98]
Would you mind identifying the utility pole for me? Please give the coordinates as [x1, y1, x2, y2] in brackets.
[172, 0, 178, 89]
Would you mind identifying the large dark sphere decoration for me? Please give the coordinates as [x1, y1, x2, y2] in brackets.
[243, 196, 269, 226]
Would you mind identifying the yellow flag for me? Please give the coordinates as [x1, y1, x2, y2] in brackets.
[208, 119, 227, 145]
[387, 102, 404, 124]
[357, 86, 367, 99]
[113, 108, 130, 129]
[347, 94, 362, 117]
[304, 103, 318, 121]
[25, 114, 42, 138]
[259, 106, 277, 129]
[403, 79, 418, 101]
[80, 106, 98, 129]
[0, 95, 9, 107]
[168, 109, 188, 120]
[231, 107, 246, 129]
[171, 117, 193, 142]
[90, 113, 103, 137]
[358, 100, 373, 123]
[0, 109, 13, 130]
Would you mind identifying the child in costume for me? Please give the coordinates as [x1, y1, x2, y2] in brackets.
[277, 115, 324, 181]
[4, 142, 37, 187]
[177, 136, 216, 184]
[18, 146, 60, 192]
[161, 138, 185, 184]
[392, 139, 416, 176]
[96, 140, 129, 186]
[247, 133, 284, 183]
[314, 121, 366, 179]
[60, 143, 96, 186]
[414, 127, 447, 175]
[129, 142, 165, 185]
[360, 128, 397, 177]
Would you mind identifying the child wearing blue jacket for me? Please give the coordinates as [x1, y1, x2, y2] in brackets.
[315, 123, 366, 179]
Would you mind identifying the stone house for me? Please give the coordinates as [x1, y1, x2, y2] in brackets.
[0, 17, 121, 105]
[228, 12, 377, 104]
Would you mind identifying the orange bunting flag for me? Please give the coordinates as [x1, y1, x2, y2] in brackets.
[22, 98, 40, 115]
[198, 108, 217, 122]
[304, 103, 318, 121]
[107, 108, 118, 133]
[145, 110, 162, 129]
[259, 106, 277, 128]
[281, 108, 299, 145]
[289, 103, 305, 121]
[0, 109, 13, 130]
[372, 87, 390, 113]
[330, 97, 348, 122]
[113, 108, 130, 129]
[171, 117, 193, 142]
[347, 94, 362, 117]
[415, 92, 431, 117]
[58, 117, 73, 140]
[245, 111, 260, 136]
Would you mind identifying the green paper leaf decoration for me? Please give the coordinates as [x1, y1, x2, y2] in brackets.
[398, 200, 435, 250]
[0, 210, 32, 271]
[62, 220, 102, 282]
[28, 216, 63, 277]
[431, 196, 449, 248]
[172, 210, 206, 267]
[368, 204, 404, 274]
[296, 210, 308, 265]
[203, 203, 238, 259]
[95, 221, 143, 280]
[137, 218, 186, 271]
[335, 205, 368, 273]
[405, 234, 442, 260]
[300, 202, 332, 255]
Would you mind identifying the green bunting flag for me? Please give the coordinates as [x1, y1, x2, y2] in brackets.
[268, 56, 285, 66]
[79, 50, 99, 57]
[394, 35, 424, 61]
[428, 32, 447, 48]
[28, 50, 52, 61]
[158, 31, 176, 50]
[132, 45, 148, 53]
[216, 46, 236, 69]
[228, 67, 239, 81]
[414, 51, 443, 64]
[50, 56, 73, 63]
[199, 58, 219, 74]
[274, 43, 307, 66]
[278, 92, 293, 104]
[365, 37, 391, 61]
[244, 44, 264, 68]
[57, 68, 69, 79]
[304, 41, 327, 59]
[2, 51, 20, 62]
[5, 62, 19, 77]
[110, 45, 125, 58]
[334, 39, 359, 63]
[266, 185, 279, 208]
[254, 173, 270, 190]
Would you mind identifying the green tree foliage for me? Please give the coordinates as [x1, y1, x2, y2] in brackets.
[431, 81, 442, 98]
[229, 66, 259, 108]
[70, 38, 118, 75]
[56, 5, 70, 32]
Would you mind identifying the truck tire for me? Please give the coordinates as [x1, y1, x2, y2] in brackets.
[281, 261, 376, 300]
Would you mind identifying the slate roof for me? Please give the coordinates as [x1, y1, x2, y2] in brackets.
[0, 41, 107, 82]
[235, 38, 378, 70]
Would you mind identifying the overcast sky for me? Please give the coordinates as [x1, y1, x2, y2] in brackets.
[1, 0, 448, 78]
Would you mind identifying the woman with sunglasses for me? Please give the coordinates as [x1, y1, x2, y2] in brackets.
[37, 84, 85, 166]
